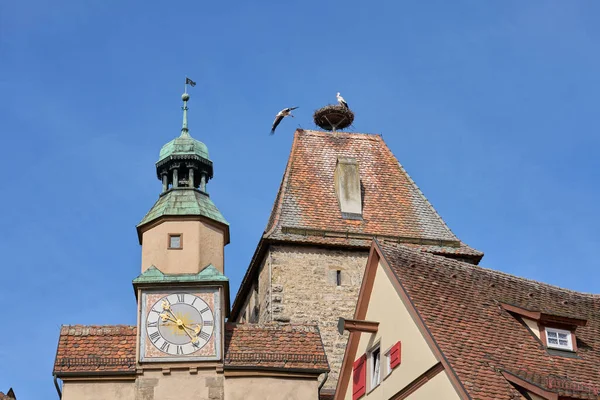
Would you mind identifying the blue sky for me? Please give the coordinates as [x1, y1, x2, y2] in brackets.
[1, 0, 599, 398]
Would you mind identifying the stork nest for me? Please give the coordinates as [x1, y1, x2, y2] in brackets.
[313, 105, 354, 131]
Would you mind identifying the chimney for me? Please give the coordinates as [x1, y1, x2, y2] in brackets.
[334, 157, 362, 218]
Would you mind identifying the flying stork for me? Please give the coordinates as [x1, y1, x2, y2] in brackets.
[336, 92, 349, 109]
[270, 107, 298, 135]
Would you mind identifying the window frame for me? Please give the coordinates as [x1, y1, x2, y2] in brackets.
[367, 343, 382, 392]
[383, 346, 393, 379]
[544, 327, 573, 351]
[168, 233, 183, 250]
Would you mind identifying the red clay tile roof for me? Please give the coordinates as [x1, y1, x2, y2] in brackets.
[224, 322, 329, 372]
[378, 242, 600, 400]
[54, 323, 328, 375]
[232, 129, 482, 319]
[53, 325, 137, 376]
[265, 130, 481, 260]
[504, 369, 599, 399]
[0, 389, 15, 400]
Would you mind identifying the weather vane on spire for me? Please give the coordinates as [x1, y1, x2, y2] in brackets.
[185, 77, 196, 93]
[181, 77, 196, 136]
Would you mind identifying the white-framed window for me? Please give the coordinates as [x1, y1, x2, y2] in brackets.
[545, 327, 573, 351]
[368, 344, 381, 391]
[384, 346, 393, 378]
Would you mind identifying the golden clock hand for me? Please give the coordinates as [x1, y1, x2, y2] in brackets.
[160, 313, 178, 324]
[163, 304, 181, 322]
[180, 324, 199, 344]
[160, 301, 185, 326]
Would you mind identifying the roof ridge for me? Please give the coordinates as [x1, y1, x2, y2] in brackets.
[388, 243, 599, 297]
[300, 129, 382, 139]
[379, 135, 461, 243]
[226, 322, 320, 330]
[264, 129, 301, 237]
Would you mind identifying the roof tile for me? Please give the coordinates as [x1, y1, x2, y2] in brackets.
[53, 325, 137, 375]
[224, 322, 329, 372]
[265, 130, 481, 260]
[54, 323, 328, 375]
[378, 242, 600, 400]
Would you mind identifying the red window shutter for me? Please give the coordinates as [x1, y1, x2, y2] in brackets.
[353, 354, 367, 400]
[390, 341, 401, 369]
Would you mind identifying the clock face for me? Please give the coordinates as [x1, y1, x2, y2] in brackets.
[140, 289, 220, 362]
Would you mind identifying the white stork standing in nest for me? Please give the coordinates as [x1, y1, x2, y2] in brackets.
[270, 107, 298, 135]
[337, 92, 349, 109]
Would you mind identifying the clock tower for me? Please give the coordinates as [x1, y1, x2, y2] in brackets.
[134, 90, 229, 364]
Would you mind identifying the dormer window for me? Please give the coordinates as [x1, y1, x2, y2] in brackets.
[545, 327, 573, 351]
[500, 303, 586, 355]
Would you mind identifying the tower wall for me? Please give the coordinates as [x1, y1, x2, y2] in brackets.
[141, 220, 225, 274]
[237, 244, 369, 391]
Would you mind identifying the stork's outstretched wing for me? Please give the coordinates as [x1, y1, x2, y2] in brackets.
[271, 114, 285, 135]
[270, 107, 299, 135]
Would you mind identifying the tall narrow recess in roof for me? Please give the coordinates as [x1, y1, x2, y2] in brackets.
[334, 157, 362, 218]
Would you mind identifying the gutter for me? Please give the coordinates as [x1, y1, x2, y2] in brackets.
[318, 372, 329, 398]
[53, 374, 62, 399]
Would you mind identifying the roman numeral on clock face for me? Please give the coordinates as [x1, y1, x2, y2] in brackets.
[147, 321, 158, 328]
[203, 320, 213, 326]
[200, 306, 210, 314]
[160, 342, 170, 353]
[149, 331, 160, 343]
[177, 345, 183, 355]
[177, 294, 185, 303]
[199, 331, 211, 341]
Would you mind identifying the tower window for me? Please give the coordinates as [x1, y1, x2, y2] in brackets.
[336, 270, 342, 286]
[168, 234, 182, 249]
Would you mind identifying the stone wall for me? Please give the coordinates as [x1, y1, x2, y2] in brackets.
[256, 244, 369, 391]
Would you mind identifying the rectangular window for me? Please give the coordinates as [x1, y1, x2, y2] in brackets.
[384, 341, 401, 378]
[336, 270, 342, 286]
[168, 234, 182, 249]
[545, 327, 573, 351]
[369, 345, 381, 390]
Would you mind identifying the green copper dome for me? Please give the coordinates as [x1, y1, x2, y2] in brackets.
[157, 131, 210, 163]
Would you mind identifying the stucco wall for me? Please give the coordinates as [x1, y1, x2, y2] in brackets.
[141, 220, 225, 274]
[135, 369, 223, 400]
[343, 260, 456, 399]
[523, 317, 541, 339]
[61, 380, 135, 400]
[224, 376, 319, 400]
[405, 371, 461, 400]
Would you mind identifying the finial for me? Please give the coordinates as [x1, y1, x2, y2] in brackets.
[181, 92, 190, 136]
[180, 77, 196, 137]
